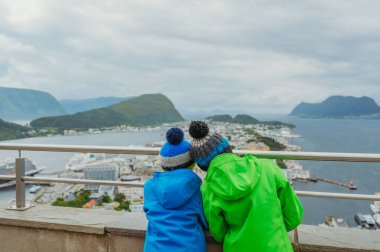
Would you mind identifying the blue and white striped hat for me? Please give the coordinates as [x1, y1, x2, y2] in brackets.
[160, 128, 194, 171]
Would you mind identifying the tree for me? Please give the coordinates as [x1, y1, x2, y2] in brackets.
[102, 194, 112, 203]
[114, 193, 126, 203]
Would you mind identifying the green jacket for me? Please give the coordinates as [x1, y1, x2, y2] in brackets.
[201, 154, 303, 252]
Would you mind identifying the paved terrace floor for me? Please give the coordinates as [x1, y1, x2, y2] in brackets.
[0, 204, 379, 252]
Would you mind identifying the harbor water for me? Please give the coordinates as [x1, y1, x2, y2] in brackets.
[1, 117, 380, 226]
[270, 116, 380, 226]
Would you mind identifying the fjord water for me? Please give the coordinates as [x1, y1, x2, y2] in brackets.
[1, 117, 380, 226]
[270, 116, 380, 226]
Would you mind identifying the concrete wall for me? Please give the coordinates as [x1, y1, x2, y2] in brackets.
[0, 224, 107, 252]
[0, 205, 379, 252]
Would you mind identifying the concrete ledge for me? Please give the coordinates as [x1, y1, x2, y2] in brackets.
[296, 225, 380, 252]
[0, 224, 107, 252]
[0, 204, 121, 234]
[0, 205, 379, 252]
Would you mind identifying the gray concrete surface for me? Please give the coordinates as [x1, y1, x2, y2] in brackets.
[0, 204, 379, 252]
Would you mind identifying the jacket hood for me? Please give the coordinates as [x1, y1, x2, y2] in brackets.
[205, 154, 261, 200]
[153, 169, 201, 209]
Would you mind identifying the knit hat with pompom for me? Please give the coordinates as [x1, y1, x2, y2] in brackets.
[160, 128, 194, 171]
[188, 121, 232, 171]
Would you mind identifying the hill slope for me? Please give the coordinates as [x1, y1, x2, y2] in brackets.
[206, 114, 294, 128]
[290, 96, 380, 117]
[0, 87, 66, 120]
[59, 97, 132, 114]
[207, 114, 259, 124]
[31, 94, 184, 129]
[0, 119, 30, 141]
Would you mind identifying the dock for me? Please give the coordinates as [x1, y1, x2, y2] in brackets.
[309, 177, 357, 190]
[0, 181, 53, 189]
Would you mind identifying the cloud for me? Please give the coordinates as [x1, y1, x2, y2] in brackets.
[0, 0, 380, 115]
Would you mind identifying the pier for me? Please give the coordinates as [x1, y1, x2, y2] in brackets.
[309, 177, 357, 190]
[0, 181, 53, 189]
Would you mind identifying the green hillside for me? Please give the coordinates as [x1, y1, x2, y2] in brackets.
[31, 94, 184, 129]
[0, 86, 66, 120]
[207, 114, 260, 124]
[59, 97, 132, 114]
[207, 114, 294, 128]
[0, 119, 30, 141]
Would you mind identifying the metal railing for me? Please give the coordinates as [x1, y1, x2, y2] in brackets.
[1, 143, 380, 210]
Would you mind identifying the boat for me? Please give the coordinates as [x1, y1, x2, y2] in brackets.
[370, 193, 380, 214]
[65, 153, 98, 171]
[0, 158, 44, 189]
[347, 181, 357, 190]
[325, 216, 349, 228]
[373, 214, 380, 227]
[355, 213, 369, 229]
[363, 215, 376, 229]
[371, 204, 380, 214]
[29, 185, 42, 193]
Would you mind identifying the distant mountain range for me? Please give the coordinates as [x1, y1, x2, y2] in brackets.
[0, 87, 65, 120]
[59, 97, 132, 114]
[290, 96, 380, 118]
[31, 94, 184, 129]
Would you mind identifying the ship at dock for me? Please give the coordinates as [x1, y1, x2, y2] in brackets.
[370, 193, 380, 214]
[0, 158, 44, 189]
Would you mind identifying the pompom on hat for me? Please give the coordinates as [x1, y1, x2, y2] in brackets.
[160, 128, 194, 171]
[189, 121, 232, 171]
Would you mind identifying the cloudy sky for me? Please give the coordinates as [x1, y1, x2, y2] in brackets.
[1, 0, 380, 116]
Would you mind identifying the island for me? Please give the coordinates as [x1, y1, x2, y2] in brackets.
[290, 96, 380, 118]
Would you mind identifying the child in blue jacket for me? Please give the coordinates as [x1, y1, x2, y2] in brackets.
[143, 128, 207, 252]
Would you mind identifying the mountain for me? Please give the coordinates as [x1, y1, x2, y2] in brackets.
[59, 97, 132, 114]
[290, 96, 380, 118]
[233, 114, 260, 124]
[30, 94, 184, 129]
[207, 114, 295, 128]
[206, 114, 259, 124]
[206, 114, 234, 122]
[0, 87, 66, 120]
[0, 119, 30, 141]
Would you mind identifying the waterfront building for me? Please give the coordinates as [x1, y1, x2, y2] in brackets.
[121, 187, 144, 201]
[130, 203, 144, 213]
[98, 185, 117, 199]
[84, 163, 118, 191]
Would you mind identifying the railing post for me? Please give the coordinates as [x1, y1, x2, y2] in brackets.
[16, 158, 25, 208]
[7, 157, 34, 211]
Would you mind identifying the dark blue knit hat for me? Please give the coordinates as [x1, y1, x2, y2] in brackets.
[160, 128, 194, 171]
[189, 121, 232, 171]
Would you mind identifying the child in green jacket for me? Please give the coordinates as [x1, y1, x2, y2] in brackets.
[189, 121, 303, 252]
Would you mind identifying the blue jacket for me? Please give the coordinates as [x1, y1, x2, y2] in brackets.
[143, 169, 207, 252]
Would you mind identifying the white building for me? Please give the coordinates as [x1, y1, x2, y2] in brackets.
[130, 203, 144, 213]
[98, 185, 116, 199]
[122, 187, 144, 201]
[84, 163, 118, 191]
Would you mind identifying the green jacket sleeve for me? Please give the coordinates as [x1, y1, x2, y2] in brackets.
[273, 163, 304, 231]
[201, 183, 228, 242]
